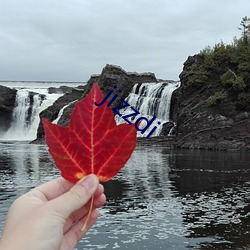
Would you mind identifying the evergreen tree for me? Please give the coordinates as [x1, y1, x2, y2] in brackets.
[238, 16, 250, 44]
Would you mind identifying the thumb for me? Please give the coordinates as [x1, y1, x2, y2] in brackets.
[48, 174, 99, 219]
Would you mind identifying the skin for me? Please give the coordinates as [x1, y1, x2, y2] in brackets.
[0, 174, 106, 250]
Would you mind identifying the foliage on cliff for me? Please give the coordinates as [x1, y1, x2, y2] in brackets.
[182, 17, 250, 115]
[175, 17, 250, 150]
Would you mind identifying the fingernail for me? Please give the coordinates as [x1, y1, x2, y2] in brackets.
[78, 174, 98, 191]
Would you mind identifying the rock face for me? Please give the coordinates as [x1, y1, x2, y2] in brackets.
[36, 88, 85, 139]
[159, 122, 175, 136]
[0, 85, 17, 133]
[86, 64, 158, 109]
[174, 55, 250, 150]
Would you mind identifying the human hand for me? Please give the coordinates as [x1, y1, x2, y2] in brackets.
[0, 174, 106, 250]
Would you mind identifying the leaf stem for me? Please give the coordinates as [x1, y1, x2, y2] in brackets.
[80, 196, 94, 232]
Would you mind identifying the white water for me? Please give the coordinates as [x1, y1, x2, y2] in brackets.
[1, 89, 62, 141]
[0, 80, 178, 141]
[116, 81, 180, 137]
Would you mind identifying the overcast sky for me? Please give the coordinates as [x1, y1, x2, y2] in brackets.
[0, 0, 249, 82]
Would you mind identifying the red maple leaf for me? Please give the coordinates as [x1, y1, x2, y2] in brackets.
[42, 82, 137, 183]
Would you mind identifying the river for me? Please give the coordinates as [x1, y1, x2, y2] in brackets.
[0, 142, 250, 249]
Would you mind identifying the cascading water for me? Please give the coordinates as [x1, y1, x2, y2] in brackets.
[1, 89, 62, 141]
[115, 81, 180, 137]
[0, 80, 178, 141]
[7, 90, 31, 136]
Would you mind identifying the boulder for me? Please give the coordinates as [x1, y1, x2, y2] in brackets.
[159, 122, 175, 136]
[86, 64, 158, 110]
[36, 87, 85, 139]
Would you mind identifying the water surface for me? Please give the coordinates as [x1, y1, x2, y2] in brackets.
[0, 142, 250, 249]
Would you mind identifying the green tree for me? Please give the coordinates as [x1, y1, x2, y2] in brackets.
[206, 91, 228, 106]
[238, 16, 250, 44]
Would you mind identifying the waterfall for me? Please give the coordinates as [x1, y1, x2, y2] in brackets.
[1, 89, 62, 141]
[115, 81, 180, 137]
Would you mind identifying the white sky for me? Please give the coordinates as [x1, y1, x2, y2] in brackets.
[0, 0, 249, 82]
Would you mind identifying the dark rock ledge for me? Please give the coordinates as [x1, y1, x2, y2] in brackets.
[0, 85, 17, 133]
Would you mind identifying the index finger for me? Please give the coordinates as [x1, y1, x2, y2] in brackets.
[34, 177, 74, 201]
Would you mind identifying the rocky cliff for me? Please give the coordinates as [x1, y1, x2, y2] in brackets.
[174, 54, 250, 150]
[0, 85, 17, 133]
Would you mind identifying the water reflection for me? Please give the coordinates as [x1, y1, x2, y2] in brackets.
[169, 150, 250, 249]
[0, 142, 58, 230]
[0, 143, 57, 190]
[0, 143, 250, 249]
[83, 146, 189, 249]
